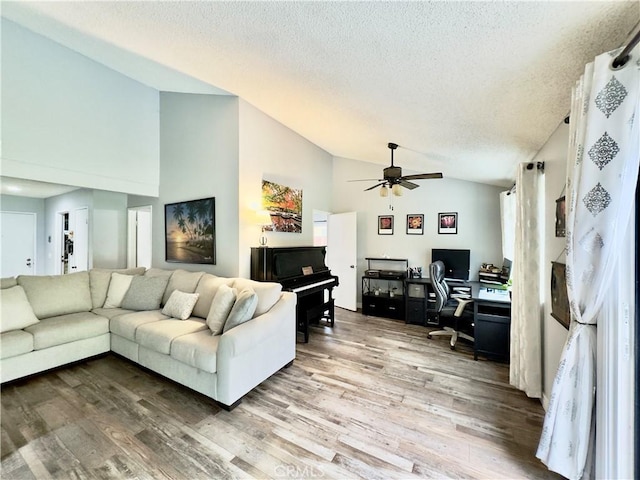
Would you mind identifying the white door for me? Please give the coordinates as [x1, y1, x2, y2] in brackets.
[327, 212, 357, 311]
[70, 207, 89, 272]
[1, 212, 36, 277]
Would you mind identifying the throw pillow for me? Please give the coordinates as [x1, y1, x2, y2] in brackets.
[0, 286, 40, 333]
[121, 275, 170, 311]
[206, 284, 237, 335]
[161, 290, 200, 320]
[103, 273, 135, 308]
[223, 288, 258, 333]
[89, 267, 146, 308]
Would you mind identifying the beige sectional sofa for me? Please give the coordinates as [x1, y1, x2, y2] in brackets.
[0, 268, 296, 410]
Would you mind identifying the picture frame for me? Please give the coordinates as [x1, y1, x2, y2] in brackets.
[262, 179, 303, 233]
[378, 215, 394, 235]
[550, 261, 570, 329]
[438, 212, 458, 234]
[555, 196, 566, 237]
[165, 197, 215, 264]
[406, 214, 424, 235]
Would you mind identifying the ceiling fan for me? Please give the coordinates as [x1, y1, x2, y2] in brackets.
[350, 143, 443, 196]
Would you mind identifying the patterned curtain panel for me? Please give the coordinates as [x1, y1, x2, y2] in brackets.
[509, 164, 543, 398]
[536, 46, 640, 479]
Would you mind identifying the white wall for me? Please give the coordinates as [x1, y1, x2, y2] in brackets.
[92, 190, 129, 268]
[1, 19, 160, 196]
[0, 195, 46, 275]
[237, 99, 334, 277]
[536, 120, 572, 407]
[128, 93, 240, 277]
[331, 156, 504, 301]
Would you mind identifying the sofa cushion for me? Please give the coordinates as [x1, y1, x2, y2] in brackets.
[24, 312, 109, 350]
[170, 330, 220, 373]
[0, 330, 34, 359]
[110, 310, 170, 341]
[192, 274, 235, 319]
[162, 291, 200, 320]
[206, 284, 237, 335]
[0, 286, 40, 333]
[136, 319, 207, 355]
[18, 271, 92, 319]
[89, 267, 146, 309]
[144, 268, 174, 279]
[103, 273, 134, 308]
[91, 307, 134, 320]
[121, 276, 169, 311]
[1, 277, 18, 289]
[223, 288, 258, 333]
[162, 270, 204, 305]
[232, 278, 282, 317]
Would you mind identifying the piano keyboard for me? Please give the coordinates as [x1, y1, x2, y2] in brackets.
[290, 277, 336, 293]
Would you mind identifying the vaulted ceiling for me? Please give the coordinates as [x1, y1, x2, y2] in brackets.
[3, 1, 638, 187]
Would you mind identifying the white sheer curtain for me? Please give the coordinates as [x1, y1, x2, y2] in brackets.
[509, 164, 543, 398]
[536, 45, 639, 479]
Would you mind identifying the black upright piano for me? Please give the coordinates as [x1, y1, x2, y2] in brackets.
[250, 246, 339, 342]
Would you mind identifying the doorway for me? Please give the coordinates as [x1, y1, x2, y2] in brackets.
[127, 206, 152, 269]
[57, 207, 89, 274]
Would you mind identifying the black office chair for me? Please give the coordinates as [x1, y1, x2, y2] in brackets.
[427, 260, 474, 350]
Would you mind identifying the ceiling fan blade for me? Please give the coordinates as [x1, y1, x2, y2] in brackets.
[402, 172, 443, 180]
[398, 180, 419, 190]
[364, 182, 387, 191]
[348, 178, 384, 182]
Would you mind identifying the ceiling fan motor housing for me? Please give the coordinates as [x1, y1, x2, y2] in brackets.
[383, 165, 402, 181]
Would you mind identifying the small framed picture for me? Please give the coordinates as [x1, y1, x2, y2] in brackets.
[378, 215, 394, 235]
[551, 262, 570, 329]
[406, 214, 424, 235]
[555, 196, 566, 237]
[438, 212, 457, 235]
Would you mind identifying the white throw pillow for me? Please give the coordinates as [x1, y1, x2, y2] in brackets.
[223, 288, 258, 333]
[206, 284, 237, 335]
[103, 273, 134, 309]
[162, 290, 200, 320]
[0, 286, 40, 333]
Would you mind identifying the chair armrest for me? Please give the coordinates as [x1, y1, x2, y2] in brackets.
[453, 298, 473, 317]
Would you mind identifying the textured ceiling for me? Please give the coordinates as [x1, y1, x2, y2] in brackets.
[3, 1, 639, 187]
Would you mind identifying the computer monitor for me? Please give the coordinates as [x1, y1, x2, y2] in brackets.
[431, 248, 471, 281]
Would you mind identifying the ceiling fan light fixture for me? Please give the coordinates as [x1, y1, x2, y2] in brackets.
[379, 185, 389, 197]
[392, 184, 403, 196]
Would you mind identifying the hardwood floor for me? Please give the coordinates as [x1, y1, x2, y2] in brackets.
[1, 308, 562, 479]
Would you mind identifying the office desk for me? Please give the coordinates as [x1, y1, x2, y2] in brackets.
[470, 282, 512, 362]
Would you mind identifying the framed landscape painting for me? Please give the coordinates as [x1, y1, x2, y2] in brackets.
[262, 180, 303, 233]
[165, 197, 215, 264]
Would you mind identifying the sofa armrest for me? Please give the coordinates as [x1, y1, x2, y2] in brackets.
[215, 291, 296, 406]
[217, 291, 296, 358]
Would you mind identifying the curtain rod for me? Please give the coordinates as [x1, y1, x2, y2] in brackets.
[565, 22, 640, 124]
[612, 24, 640, 69]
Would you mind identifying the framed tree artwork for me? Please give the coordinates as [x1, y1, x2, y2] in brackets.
[378, 215, 394, 235]
[165, 197, 215, 264]
[406, 214, 424, 235]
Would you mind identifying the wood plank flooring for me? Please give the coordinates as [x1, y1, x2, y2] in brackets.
[1, 308, 562, 479]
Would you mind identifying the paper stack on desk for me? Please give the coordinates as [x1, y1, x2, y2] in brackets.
[478, 287, 510, 301]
